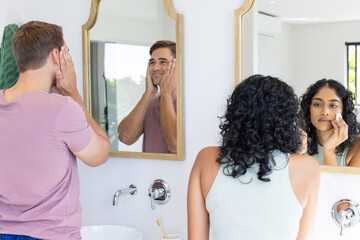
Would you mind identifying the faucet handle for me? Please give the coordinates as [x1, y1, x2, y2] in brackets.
[148, 191, 156, 209]
[113, 184, 138, 206]
[332, 199, 360, 236]
[148, 179, 171, 209]
[128, 184, 138, 195]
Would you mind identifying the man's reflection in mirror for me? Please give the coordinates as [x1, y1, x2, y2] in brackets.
[117, 40, 177, 153]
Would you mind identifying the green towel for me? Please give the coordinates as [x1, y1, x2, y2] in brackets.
[0, 24, 19, 90]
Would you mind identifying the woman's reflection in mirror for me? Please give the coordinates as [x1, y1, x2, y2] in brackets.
[300, 79, 360, 167]
[117, 40, 177, 154]
[188, 75, 320, 240]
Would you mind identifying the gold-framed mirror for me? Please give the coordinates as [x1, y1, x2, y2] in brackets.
[235, 0, 255, 85]
[82, 0, 184, 160]
[237, 0, 360, 174]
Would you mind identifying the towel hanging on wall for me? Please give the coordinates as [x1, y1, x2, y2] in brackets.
[0, 24, 19, 90]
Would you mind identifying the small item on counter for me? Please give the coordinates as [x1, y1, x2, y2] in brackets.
[156, 219, 168, 239]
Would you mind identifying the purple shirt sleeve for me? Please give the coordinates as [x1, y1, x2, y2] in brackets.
[54, 97, 93, 153]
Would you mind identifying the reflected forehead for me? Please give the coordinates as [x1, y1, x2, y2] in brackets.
[311, 86, 342, 102]
[150, 47, 174, 60]
[149, 57, 169, 61]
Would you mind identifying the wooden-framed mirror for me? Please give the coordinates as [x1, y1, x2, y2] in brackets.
[82, 0, 184, 160]
[235, 0, 255, 85]
[238, 0, 360, 174]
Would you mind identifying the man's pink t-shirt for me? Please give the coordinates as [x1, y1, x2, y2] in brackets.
[142, 94, 176, 154]
[0, 90, 93, 239]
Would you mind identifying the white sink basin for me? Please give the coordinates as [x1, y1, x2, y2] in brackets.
[81, 225, 143, 240]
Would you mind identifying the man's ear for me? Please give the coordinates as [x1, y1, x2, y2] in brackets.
[51, 49, 60, 66]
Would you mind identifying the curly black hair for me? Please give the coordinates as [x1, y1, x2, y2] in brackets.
[217, 75, 303, 182]
[299, 79, 360, 156]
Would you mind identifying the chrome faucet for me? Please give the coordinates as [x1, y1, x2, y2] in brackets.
[331, 199, 360, 236]
[113, 184, 137, 206]
[148, 179, 171, 209]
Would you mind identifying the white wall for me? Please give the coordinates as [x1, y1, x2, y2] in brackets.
[253, 18, 360, 96]
[292, 21, 360, 95]
[91, 0, 175, 45]
[2, 1, 360, 240]
[244, 9, 296, 91]
[258, 22, 296, 90]
[311, 173, 360, 240]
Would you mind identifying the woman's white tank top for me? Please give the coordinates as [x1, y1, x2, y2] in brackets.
[205, 150, 303, 240]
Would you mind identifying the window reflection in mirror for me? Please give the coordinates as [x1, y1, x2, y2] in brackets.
[89, 0, 178, 154]
[90, 43, 149, 151]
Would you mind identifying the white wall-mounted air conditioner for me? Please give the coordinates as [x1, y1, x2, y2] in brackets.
[258, 12, 282, 37]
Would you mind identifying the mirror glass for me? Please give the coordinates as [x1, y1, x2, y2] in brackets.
[83, 0, 184, 160]
[242, 0, 360, 170]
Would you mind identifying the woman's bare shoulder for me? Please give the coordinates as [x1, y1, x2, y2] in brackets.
[347, 135, 360, 166]
[350, 135, 360, 150]
[347, 135, 360, 157]
[289, 154, 320, 207]
[190, 146, 222, 199]
[289, 153, 321, 178]
[193, 147, 221, 171]
[196, 146, 220, 159]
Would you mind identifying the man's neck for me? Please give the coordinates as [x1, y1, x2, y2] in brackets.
[4, 68, 54, 101]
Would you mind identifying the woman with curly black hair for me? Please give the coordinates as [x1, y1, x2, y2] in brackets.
[188, 75, 320, 240]
[300, 79, 360, 166]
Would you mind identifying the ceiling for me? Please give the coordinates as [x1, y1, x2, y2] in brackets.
[258, 0, 360, 24]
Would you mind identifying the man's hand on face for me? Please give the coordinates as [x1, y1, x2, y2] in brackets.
[145, 62, 158, 96]
[55, 46, 78, 97]
[160, 59, 176, 99]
